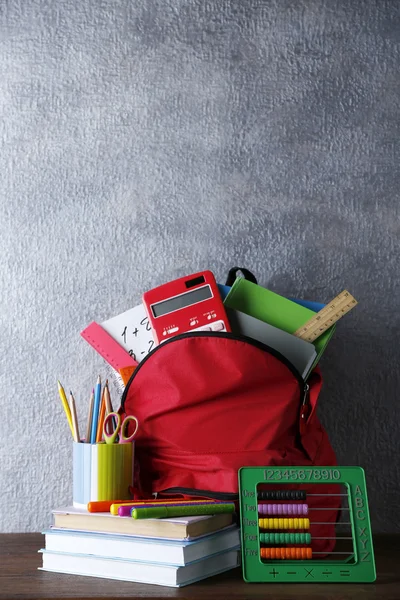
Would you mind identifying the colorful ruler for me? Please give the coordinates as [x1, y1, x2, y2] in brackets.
[81, 322, 138, 371]
[293, 290, 357, 342]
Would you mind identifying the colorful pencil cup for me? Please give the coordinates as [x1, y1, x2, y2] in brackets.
[72, 442, 134, 508]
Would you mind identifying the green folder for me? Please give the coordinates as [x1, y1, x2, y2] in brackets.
[223, 278, 335, 374]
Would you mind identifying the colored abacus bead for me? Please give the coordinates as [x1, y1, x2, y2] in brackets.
[258, 503, 308, 516]
[260, 547, 312, 560]
[259, 532, 311, 545]
[258, 517, 310, 530]
[257, 490, 306, 501]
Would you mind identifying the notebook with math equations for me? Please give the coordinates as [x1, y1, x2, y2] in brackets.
[101, 303, 155, 364]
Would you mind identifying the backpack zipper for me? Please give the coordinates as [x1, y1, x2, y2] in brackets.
[120, 330, 306, 412]
[300, 382, 311, 424]
[155, 487, 239, 502]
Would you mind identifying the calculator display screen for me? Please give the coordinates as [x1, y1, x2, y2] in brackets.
[152, 285, 212, 317]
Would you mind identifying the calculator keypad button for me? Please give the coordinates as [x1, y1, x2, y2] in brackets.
[166, 327, 179, 334]
[190, 320, 227, 333]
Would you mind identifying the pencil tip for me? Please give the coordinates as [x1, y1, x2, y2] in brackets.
[97, 375, 101, 383]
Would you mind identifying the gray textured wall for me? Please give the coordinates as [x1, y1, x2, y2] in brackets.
[1, 0, 399, 533]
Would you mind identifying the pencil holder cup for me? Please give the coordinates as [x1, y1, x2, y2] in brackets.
[72, 442, 134, 508]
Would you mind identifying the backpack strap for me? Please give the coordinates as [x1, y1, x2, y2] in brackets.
[225, 267, 258, 286]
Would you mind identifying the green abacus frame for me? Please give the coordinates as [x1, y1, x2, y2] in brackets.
[238, 466, 376, 583]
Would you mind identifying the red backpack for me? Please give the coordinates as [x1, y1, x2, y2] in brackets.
[121, 270, 340, 553]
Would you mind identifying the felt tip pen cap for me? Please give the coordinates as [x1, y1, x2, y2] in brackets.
[88, 500, 131, 513]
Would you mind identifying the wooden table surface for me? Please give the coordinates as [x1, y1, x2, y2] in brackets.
[0, 533, 398, 600]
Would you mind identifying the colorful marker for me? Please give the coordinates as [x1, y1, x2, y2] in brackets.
[110, 499, 219, 516]
[88, 498, 219, 514]
[132, 503, 235, 520]
[118, 501, 219, 517]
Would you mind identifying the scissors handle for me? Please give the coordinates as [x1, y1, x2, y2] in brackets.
[103, 412, 120, 444]
[103, 413, 139, 444]
[119, 415, 139, 444]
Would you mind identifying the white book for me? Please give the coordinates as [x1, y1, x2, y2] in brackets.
[51, 506, 234, 540]
[226, 307, 317, 379]
[43, 526, 240, 566]
[40, 548, 240, 587]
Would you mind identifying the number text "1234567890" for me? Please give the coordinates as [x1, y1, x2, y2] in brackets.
[263, 469, 341, 481]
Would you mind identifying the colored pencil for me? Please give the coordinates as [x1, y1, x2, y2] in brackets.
[57, 381, 74, 437]
[96, 386, 107, 442]
[69, 391, 80, 443]
[85, 389, 94, 443]
[104, 380, 113, 414]
[90, 376, 101, 444]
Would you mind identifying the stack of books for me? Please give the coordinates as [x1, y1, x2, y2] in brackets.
[40, 506, 240, 587]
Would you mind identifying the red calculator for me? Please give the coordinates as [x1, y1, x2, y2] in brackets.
[142, 270, 231, 345]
